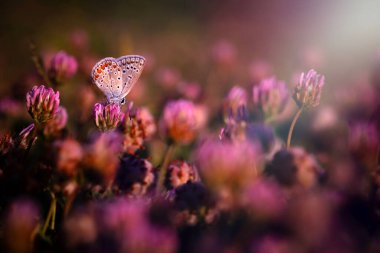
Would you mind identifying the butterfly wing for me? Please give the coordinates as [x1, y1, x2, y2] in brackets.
[91, 57, 123, 102]
[116, 55, 145, 98]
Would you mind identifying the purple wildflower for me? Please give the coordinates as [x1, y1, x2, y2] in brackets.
[252, 77, 289, 119]
[121, 106, 156, 154]
[160, 99, 200, 144]
[94, 103, 124, 132]
[293, 69, 325, 108]
[26, 85, 60, 124]
[223, 86, 248, 124]
[43, 106, 68, 137]
[48, 51, 78, 82]
[165, 160, 200, 190]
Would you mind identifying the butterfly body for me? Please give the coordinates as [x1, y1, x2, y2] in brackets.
[91, 55, 145, 104]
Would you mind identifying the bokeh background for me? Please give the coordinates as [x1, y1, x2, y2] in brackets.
[1, 0, 380, 156]
[2, 0, 380, 96]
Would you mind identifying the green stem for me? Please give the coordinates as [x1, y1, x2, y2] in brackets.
[286, 106, 303, 149]
[156, 144, 175, 195]
[40, 192, 56, 236]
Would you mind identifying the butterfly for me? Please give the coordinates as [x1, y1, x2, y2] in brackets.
[91, 55, 145, 105]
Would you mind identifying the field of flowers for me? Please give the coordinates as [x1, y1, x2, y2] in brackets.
[0, 1, 380, 253]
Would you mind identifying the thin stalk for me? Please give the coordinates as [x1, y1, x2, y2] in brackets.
[50, 192, 57, 230]
[156, 144, 175, 195]
[29, 41, 52, 87]
[286, 106, 303, 149]
[40, 192, 56, 236]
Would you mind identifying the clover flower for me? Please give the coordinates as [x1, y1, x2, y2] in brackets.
[252, 77, 289, 119]
[293, 69, 325, 108]
[26, 85, 60, 124]
[43, 106, 68, 137]
[165, 160, 200, 190]
[48, 51, 78, 83]
[195, 139, 259, 198]
[114, 154, 155, 197]
[160, 99, 200, 144]
[94, 103, 124, 132]
[83, 132, 123, 184]
[223, 86, 248, 124]
[54, 138, 83, 177]
[121, 107, 156, 154]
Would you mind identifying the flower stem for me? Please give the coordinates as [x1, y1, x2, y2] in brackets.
[29, 40, 52, 87]
[156, 144, 175, 195]
[41, 192, 56, 236]
[286, 106, 303, 149]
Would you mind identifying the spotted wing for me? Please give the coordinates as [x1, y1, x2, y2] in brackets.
[91, 57, 123, 102]
[116, 55, 145, 98]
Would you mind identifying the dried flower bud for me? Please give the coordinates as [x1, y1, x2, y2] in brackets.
[252, 77, 289, 119]
[26, 85, 60, 124]
[293, 69, 325, 108]
[160, 99, 200, 144]
[0, 133, 14, 155]
[43, 106, 68, 137]
[165, 160, 200, 190]
[48, 51, 78, 82]
[114, 154, 155, 197]
[121, 107, 156, 154]
[94, 103, 124, 132]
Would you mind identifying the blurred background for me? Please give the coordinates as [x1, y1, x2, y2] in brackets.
[0, 0, 380, 136]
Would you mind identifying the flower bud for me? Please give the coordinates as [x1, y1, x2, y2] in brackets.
[165, 160, 200, 190]
[252, 77, 289, 119]
[26, 85, 60, 124]
[293, 69, 325, 108]
[121, 107, 156, 154]
[48, 51, 78, 82]
[94, 103, 124, 132]
[160, 99, 200, 144]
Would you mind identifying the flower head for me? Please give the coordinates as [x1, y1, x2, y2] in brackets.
[94, 103, 124, 132]
[26, 85, 60, 124]
[165, 160, 200, 190]
[55, 139, 83, 177]
[160, 99, 201, 144]
[196, 139, 258, 194]
[48, 51, 78, 82]
[43, 106, 68, 137]
[293, 69, 325, 108]
[121, 107, 156, 154]
[212, 40, 236, 66]
[114, 154, 155, 197]
[252, 77, 289, 119]
[83, 132, 123, 184]
[223, 86, 248, 124]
